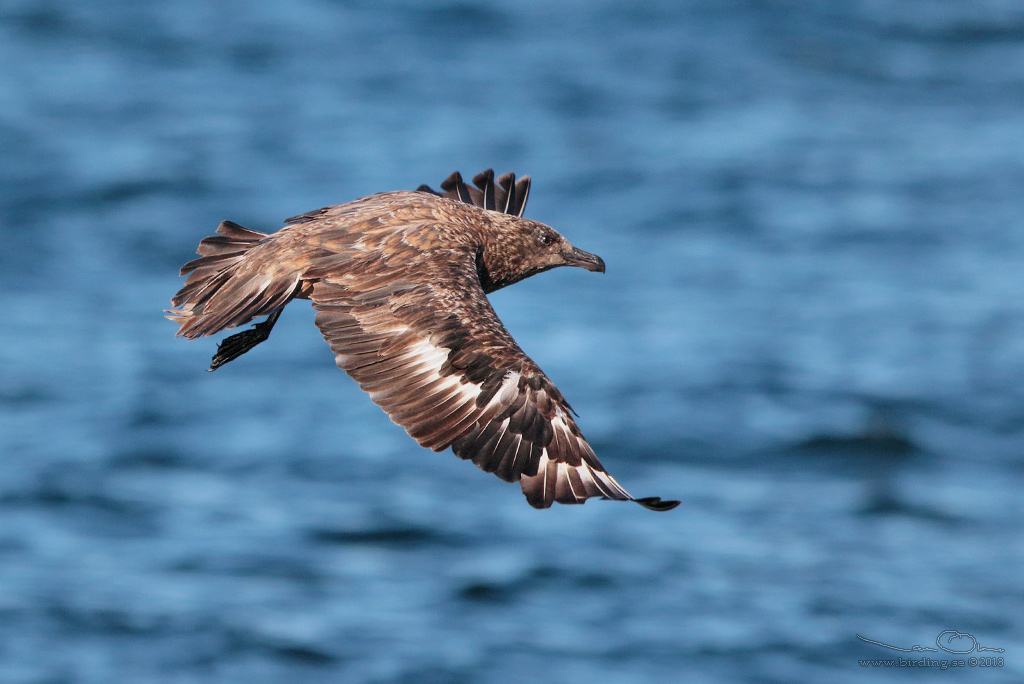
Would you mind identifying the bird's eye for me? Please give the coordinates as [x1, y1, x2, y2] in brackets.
[537, 233, 555, 246]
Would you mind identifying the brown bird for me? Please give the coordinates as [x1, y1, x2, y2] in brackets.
[167, 169, 679, 511]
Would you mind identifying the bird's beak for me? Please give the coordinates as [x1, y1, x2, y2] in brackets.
[561, 246, 606, 273]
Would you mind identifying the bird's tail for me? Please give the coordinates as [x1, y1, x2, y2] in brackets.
[166, 220, 300, 339]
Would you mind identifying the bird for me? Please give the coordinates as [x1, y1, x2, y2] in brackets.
[167, 169, 679, 511]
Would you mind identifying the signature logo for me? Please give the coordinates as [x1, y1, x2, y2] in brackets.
[857, 631, 1005, 655]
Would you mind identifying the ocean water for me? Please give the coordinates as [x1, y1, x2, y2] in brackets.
[1, 1, 1022, 682]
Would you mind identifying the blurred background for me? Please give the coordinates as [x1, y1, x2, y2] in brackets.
[1, 0, 1022, 682]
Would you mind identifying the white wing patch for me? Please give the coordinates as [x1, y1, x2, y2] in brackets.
[359, 335, 491, 451]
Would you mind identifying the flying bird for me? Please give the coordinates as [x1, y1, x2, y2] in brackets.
[167, 170, 679, 511]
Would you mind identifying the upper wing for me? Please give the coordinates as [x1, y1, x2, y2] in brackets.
[416, 169, 531, 217]
[307, 247, 678, 511]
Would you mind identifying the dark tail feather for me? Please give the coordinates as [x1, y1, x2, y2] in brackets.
[166, 221, 300, 339]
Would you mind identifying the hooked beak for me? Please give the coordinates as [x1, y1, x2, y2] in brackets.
[561, 246, 606, 273]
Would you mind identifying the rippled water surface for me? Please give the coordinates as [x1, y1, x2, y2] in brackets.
[1, 1, 1023, 682]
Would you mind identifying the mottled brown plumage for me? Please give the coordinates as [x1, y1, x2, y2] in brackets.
[167, 170, 679, 511]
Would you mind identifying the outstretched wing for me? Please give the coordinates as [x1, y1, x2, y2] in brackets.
[308, 250, 677, 511]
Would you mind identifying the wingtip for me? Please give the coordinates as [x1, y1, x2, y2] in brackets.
[426, 170, 531, 217]
[633, 497, 681, 512]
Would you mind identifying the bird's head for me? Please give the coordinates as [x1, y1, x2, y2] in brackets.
[477, 214, 605, 293]
[417, 169, 605, 293]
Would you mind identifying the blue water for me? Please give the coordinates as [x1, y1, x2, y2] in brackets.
[1, 1, 1022, 682]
